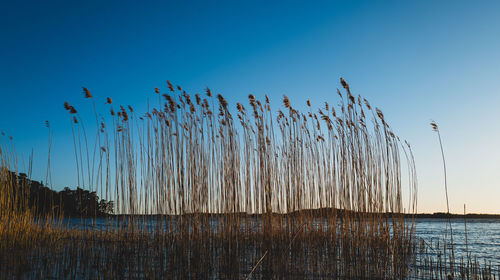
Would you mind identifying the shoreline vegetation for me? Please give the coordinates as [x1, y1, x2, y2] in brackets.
[1, 78, 498, 279]
[3, 169, 497, 219]
[0, 169, 114, 218]
[107, 210, 500, 219]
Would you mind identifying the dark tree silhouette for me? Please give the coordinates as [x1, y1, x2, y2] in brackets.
[1, 170, 114, 217]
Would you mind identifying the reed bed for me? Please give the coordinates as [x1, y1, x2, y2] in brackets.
[0, 78, 497, 279]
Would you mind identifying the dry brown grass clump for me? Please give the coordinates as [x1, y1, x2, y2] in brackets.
[0, 78, 497, 279]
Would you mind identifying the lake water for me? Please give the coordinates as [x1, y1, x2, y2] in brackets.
[61, 216, 500, 267]
[415, 218, 500, 267]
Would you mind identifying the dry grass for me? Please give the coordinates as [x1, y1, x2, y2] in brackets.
[0, 78, 497, 279]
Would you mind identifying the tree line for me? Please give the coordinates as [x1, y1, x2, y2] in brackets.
[1, 169, 114, 217]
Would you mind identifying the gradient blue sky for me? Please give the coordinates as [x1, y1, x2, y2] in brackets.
[1, 0, 499, 213]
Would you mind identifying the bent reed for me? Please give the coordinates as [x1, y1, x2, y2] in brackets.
[0, 79, 496, 279]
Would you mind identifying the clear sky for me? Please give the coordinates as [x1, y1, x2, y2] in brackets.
[1, 0, 499, 214]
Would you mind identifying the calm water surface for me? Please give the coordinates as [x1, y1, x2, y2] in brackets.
[415, 218, 500, 267]
[62, 217, 500, 267]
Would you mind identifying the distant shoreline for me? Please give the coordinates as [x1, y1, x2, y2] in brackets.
[411, 212, 500, 219]
[99, 209, 500, 219]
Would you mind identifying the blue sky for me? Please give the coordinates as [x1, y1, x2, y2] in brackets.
[1, 0, 499, 213]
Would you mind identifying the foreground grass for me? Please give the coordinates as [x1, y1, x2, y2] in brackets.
[1, 214, 415, 279]
[1, 215, 497, 279]
[0, 78, 497, 279]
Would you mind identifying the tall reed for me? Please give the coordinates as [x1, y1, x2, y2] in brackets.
[0, 79, 496, 279]
[54, 78, 420, 278]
